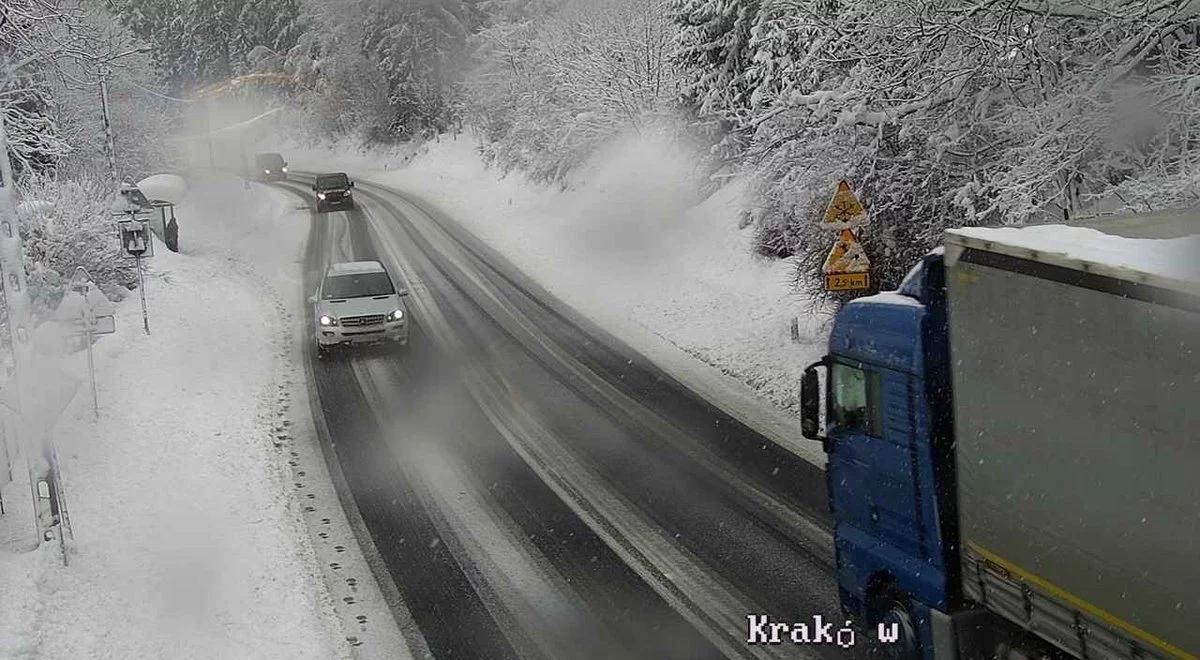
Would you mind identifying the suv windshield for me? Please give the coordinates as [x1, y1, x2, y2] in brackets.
[256, 153, 284, 168]
[322, 272, 394, 299]
[316, 174, 349, 189]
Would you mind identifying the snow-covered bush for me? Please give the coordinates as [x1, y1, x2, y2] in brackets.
[466, 0, 685, 183]
[673, 0, 1200, 305]
[16, 176, 136, 321]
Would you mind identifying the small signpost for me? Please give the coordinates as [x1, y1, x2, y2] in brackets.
[820, 180, 872, 292]
[117, 217, 152, 334]
[112, 181, 155, 334]
[56, 268, 116, 418]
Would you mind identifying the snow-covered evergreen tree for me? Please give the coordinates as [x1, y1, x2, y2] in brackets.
[113, 0, 302, 90]
[670, 0, 762, 160]
[285, 0, 478, 141]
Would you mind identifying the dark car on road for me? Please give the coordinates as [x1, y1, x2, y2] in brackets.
[313, 172, 354, 213]
[254, 152, 288, 181]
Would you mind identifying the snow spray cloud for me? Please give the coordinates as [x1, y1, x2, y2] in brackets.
[168, 92, 294, 175]
[552, 133, 704, 281]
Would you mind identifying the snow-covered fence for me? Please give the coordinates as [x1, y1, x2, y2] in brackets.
[0, 364, 80, 551]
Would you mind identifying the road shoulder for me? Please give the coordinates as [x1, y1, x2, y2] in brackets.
[0, 223, 345, 658]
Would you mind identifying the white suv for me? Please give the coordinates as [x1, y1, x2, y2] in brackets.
[310, 261, 409, 358]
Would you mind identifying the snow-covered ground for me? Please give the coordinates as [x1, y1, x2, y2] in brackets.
[0, 183, 347, 659]
[286, 136, 830, 462]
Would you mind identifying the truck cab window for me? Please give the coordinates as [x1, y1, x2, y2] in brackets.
[831, 362, 882, 437]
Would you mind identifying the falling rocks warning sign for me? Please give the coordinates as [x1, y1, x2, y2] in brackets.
[823, 229, 871, 291]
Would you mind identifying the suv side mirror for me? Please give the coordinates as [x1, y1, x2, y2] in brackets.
[801, 360, 826, 442]
[399, 290, 410, 297]
[349, 181, 355, 188]
[310, 184, 317, 191]
[307, 294, 318, 304]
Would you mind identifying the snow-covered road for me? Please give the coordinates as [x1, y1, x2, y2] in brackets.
[286, 137, 830, 467]
[273, 171, 864, 659]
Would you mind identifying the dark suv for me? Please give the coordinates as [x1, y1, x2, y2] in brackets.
[313, 173, 354, 213]
[254, 153, 288, 181]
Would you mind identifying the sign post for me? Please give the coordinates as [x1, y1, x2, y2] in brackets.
[819, 180, 872, 293]
[118, 217, 152, 334]
[58, 268, 116, 418]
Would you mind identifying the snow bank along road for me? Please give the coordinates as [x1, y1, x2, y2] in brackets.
[272, 174, 874, 659]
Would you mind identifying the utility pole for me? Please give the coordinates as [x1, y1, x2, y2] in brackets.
[99, 69, 118, 183]
[0, 115, 55, 548]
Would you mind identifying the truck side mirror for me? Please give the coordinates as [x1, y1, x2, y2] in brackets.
[801, 362, 824, 441]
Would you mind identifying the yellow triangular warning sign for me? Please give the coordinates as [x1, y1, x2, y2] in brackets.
[823, 229, 870, 275]
[821, 180, 868, 229]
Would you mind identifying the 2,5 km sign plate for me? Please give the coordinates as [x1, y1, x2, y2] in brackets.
[825, 272, 870, 291]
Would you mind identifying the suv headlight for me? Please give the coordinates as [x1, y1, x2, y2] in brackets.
[264, 169, 271, 174]
[319, 315, 338, 326]
[317, 192, 326, 200]
[343, 189, 352, 196]
[281, 166, 288, 173]
[389, 309, 404, 321]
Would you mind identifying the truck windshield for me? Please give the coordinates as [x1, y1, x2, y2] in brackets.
[256, 154, 285, 168]
[830, 362, 882, 436]
[322, 273, 394, 299]
[317, 174, 349, 189]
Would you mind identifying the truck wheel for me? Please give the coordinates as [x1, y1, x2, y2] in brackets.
[871, 588, 920, 660]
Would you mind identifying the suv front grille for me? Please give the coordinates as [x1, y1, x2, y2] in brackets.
[341, 314, 386, 327]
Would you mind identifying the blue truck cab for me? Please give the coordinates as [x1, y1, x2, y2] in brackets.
[802, 216, 1200, 660]
[801, 250, 960, 659]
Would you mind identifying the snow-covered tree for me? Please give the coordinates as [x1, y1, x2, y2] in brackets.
[285, 0, 478, 141]
[466, 0, 682, 182]
[670, 0, 762, 161]
[1, 0, 90, 175]
[113, 0, 302, 91]
[673, 0, 1200, 304]
[0, 0, 173, 178]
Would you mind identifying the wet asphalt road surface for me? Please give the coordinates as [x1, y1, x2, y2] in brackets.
[274, 176, 874, 660]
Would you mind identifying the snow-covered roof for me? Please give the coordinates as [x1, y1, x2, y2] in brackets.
[855, 291, 923, 308]
[327, 261, 385, 275]
[947, 216, 1200, 294]
[137, 174, 188, 203]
